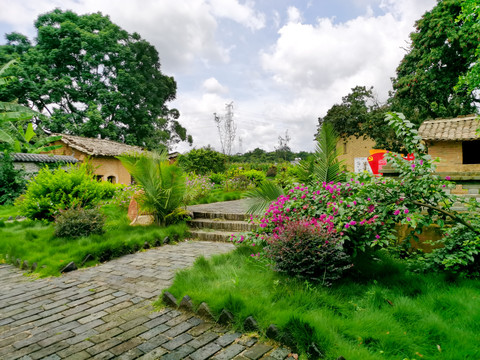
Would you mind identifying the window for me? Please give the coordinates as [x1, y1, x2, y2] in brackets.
[95, 175, 103, 182]
[462, 140, 480, 164]
[107, 175, 116, 184]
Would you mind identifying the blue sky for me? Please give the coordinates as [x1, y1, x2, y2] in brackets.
[0, 0, 436, 153]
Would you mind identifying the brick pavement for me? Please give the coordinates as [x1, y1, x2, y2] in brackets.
[0, 241, 290, 359]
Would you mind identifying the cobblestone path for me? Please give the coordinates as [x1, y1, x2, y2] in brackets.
[0, 241, 291, 360]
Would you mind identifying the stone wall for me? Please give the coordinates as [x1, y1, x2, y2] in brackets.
[13, 162, 41, 179]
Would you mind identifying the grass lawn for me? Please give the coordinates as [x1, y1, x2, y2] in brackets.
[0, 204, 20, 219]
[0, 204, 189, 277]
[165, 246, 480, 360]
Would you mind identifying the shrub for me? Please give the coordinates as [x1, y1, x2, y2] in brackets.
[0, 152, 27, 205]
[224, 175, 255, 191]
[54, 207, 106, 238]
[184, 173, 215, 204]
[420, 223, 480, 278]
[209, 172, 225, 185]
[17, 163, 110, 221]
[104, 184, 141, 210]
[265, 166, 277, 177]
[178, 147, 226, 174]
[243, 169, 266, 186]
[265, 219, 352, 286]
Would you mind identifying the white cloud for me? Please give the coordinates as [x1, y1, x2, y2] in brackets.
[0, 0, 265, 72]
[208, 0, 265, 30]
[254, 0, 436, 151]
[287, 6, 302, 24]
[203, 77, 229, 94]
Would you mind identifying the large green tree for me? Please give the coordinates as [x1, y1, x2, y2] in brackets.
[456, 0, 480, 93]
[391, 0, 478, 123]
[318, 86, 401, 151]
[0, 9, 192, 150]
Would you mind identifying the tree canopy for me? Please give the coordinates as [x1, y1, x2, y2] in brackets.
[317, 86, 402, 152]
[0, 9, 192, 150]
[390, 0, 479, 123]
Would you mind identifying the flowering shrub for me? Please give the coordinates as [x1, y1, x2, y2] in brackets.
[224, 175, 255, 191]
[106, 184, 140, 210]
[184, 172, 215, 204]
[265, 219, 352, 285]
[209, 172, 225, 185]
[233, 113, 480, 278]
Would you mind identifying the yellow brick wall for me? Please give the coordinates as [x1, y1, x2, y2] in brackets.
[50, 141, 132, 185]
[427, 141, 480, 173]
[337, 136, 377, 172]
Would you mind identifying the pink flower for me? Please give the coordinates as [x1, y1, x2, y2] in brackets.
[344, 223, 350, 229]
[375, 234, 380, 239]
[404, 209, 409, 214]
[350, 220, 356, 226]
[406, 217, 411, 221]
[445, 176, 451, 181]
[394, 210, 400, 215]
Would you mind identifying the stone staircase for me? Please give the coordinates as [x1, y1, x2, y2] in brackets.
[187, 200, 256, 242]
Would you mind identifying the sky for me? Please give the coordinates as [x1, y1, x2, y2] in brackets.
[0, 0, 437, 154]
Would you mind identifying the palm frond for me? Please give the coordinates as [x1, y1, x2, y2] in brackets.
[118, 151, 186, 225]
[301, 122, 344, 183]
[244, 181, 284, 215]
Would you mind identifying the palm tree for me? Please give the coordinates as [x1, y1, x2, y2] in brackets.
[300, 122, 344, 184]
[118, 152, 186, 226]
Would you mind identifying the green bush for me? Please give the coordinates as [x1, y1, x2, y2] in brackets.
[178, 147, 226, 174]
[242, 169, 266, 186]
[17, 163, 111, 221]
[209, 172, 225, 185]
[265, 219, 352, 286]
[421, 224, 480, 278]
[54, 207, 106, 238]
[0, 152, 27, 205]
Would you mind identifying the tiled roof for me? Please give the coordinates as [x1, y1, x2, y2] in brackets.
[5, 153, 79, 163]
[418, 115, 480, 141]
[55, 134, 144, 157]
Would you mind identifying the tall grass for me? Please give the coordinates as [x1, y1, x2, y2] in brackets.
[165, 246, 480, 359]
[0, 204, 188, 277]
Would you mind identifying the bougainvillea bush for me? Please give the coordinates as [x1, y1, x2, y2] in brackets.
[233, 112, 480, 279]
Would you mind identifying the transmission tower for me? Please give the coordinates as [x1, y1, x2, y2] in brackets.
[213, 101, 236, 155]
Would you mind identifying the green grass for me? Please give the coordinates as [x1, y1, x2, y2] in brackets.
[0, 204, 189, 277]
[0, 204, 20, 219]
[164, 246, 480, 360]
[188, 188, 245, 205]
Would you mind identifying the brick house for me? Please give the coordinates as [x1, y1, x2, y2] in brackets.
[337, 135, 376, 172]
[49, 134, 144, 185]
[418, 115, 480, 197]
[418, 115, 480, 177]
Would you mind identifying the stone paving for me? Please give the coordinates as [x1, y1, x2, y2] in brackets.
[0, 240, 290, 360]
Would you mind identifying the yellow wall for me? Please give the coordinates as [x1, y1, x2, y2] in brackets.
[427, 141, 480, 173]
[51, 141, 132, 185]
[337, 136, 376, 172]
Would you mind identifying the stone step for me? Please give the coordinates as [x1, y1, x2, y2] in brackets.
[191, 210, 248, 222]
[189, 218, 256, 232]
[189, 229, 238, 242]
